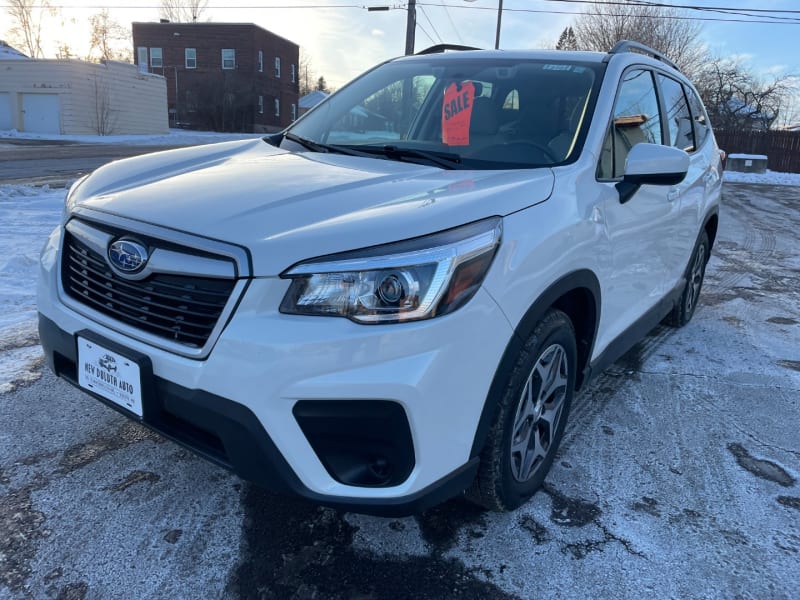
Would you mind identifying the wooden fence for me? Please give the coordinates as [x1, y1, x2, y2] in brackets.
[714, 129, 800, 174]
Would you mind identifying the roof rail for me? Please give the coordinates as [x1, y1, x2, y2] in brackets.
[416, 44, 481, 55]
[605, 40, 679, 71]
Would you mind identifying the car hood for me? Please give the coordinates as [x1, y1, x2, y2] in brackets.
[70, 139, 554, 275]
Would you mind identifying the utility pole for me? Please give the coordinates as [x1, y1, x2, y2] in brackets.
[405, 0, 416, 55]
[495, 0, 503, 49]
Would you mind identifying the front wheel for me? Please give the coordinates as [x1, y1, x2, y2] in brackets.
[665, 230, 709, 328]
[468, 309, 577, 511]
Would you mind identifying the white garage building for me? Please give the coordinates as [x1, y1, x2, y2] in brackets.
[0, 47, 168, 136]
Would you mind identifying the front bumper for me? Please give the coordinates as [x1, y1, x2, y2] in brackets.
[38, 226, 514, 515]
[39, 315, 481, 516]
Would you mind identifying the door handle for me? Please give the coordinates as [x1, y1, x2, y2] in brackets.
[667, 189, 680, 202]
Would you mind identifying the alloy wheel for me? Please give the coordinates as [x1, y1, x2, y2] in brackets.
[509, 343, 569, 482]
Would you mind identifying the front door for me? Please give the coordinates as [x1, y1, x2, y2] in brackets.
[594, 68, 681, 351]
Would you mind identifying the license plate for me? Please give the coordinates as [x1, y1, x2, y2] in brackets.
[77, 337, 143, 417]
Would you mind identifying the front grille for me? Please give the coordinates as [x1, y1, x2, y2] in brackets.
[62, 230, 236, 347]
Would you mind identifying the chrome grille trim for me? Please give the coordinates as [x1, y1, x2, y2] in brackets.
[58, 211, 251, 359]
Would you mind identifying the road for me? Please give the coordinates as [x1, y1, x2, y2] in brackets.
[1, 183, 799, 599]
[0, 140, 185, 186]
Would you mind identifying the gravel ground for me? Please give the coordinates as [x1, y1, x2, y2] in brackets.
[1, 182, 798, 599]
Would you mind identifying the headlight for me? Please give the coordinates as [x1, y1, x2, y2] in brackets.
[280, 217, 502, 324]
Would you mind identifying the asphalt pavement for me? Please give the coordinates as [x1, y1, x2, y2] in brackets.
[1, 182, 798, 599]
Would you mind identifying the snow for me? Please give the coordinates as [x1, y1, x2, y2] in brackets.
[299, 90, 329, 109]
[723, 169, 800, 185]
[727, 153, 767, 160]
[0, 41, 28, 60]
[0, 128, 265, 146]
[0, 184, 65, 392]
[0, 168, 799, 391]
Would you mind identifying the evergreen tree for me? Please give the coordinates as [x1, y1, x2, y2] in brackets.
[555, 26, 578, 51]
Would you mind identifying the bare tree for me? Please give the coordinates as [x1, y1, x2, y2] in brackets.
[91, 73, 118, 135]
[55, 42, 73, 59]
[695, 57, 798, 131]
[298, 49, 316, 96]
[5, 0, 52, 58]
[572, 4, 706, 78]
[298, 49, 330, 97]
[87, 9, 130, 62]
[159, 0, 209, 23]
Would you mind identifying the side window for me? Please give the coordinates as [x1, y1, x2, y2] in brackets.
[685, 86, 710, 148]
[658, 74, 694, 151]
[598, 69, 662, 179]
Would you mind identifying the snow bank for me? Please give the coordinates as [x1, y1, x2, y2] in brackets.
[0, 185, 65, 330]
[0, 184, 65, 391]
[723, 169, 800, 186]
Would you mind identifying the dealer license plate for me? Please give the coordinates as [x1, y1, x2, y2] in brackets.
[77, 337, 143, 417]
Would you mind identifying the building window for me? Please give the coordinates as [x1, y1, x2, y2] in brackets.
[274, 97, 280, 117]
[222, 48, 235, 70]
[137, 47, 148, 72]
[258, 95, 264, 114]
[291, 103, 297, 122]
[291, 63, 296, 83]
[258, 50, 263, 73]
[274, 56, 281, 78]
[150, 47, 162, 68]
[185, 48, 196, 69]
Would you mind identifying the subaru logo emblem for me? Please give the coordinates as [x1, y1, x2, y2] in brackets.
[108, 238, 149, 273]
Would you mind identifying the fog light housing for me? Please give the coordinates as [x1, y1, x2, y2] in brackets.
[292, 400, 415, 487]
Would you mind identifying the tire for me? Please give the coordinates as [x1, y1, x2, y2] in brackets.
[468, 309, 577, 511]
[665, 230, 709, 328]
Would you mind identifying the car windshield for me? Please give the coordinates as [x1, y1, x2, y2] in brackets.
[285, 55, 603, 170]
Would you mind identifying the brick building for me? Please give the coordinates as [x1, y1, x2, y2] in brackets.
[132, 22, 299, 132]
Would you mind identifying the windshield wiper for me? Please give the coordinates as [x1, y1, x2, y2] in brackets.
[283, 132, 370, 158]
[347, 145, 463, 170]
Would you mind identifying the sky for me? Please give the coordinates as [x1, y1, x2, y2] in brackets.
[1, 0, 799, 90]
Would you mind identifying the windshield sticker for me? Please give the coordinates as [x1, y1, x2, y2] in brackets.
[543, 64, 572, 71]
[442, 81, 475, 146]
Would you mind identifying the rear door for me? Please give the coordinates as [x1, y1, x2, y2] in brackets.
[655, 73, 707, 278]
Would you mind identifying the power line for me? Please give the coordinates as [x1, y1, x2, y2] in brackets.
[438, 0, 464, 44]
[415, 19, 436, 45]
[0, 3, 372, 8]
[418, 5, 443, 43]
[417, 3, 800, 26]
[542, 0, 800, 15]
[542, 0, 800, 23]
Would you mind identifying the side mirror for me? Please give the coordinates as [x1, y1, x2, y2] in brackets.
[616, 143, 689, 204]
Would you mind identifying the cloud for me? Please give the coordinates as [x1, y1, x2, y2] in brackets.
[371, 29, 385, 37]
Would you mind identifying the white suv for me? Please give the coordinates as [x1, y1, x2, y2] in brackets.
[38, 41, 722, 515]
